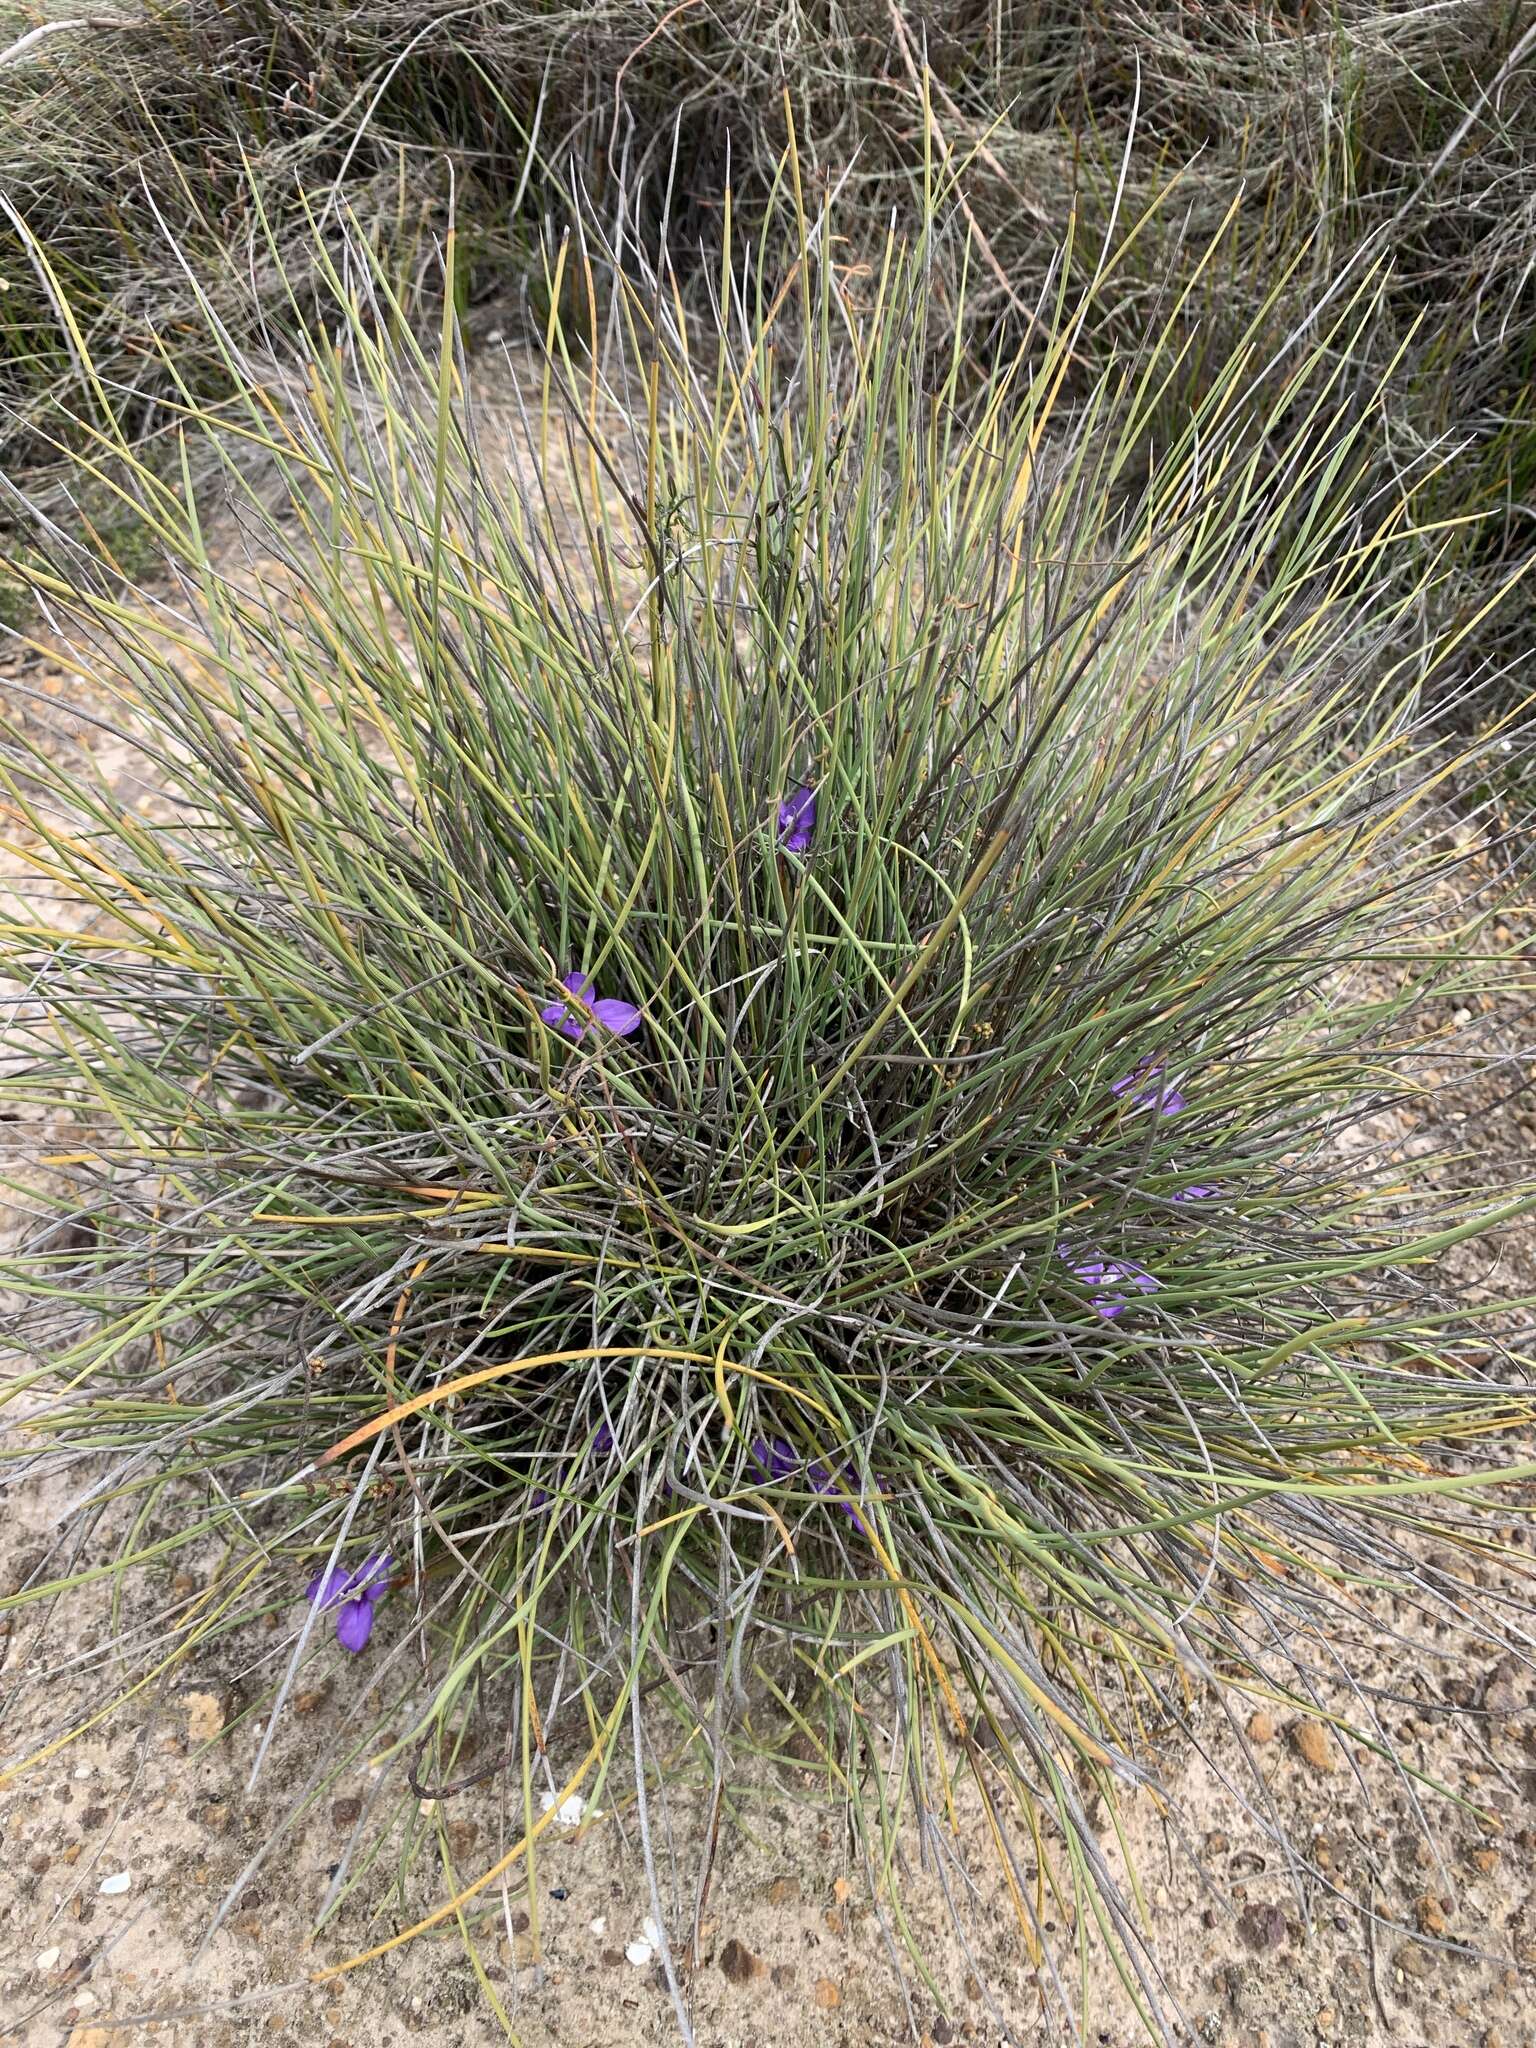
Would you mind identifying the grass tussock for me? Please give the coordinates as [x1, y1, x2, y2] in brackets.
[2, 198, 1534, 2036]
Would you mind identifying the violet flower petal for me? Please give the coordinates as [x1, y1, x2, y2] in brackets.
[815, 1460, 869, 1533]
[588, 998, 642, 1037]
[306, 1564, 350, 1609]
[777, 785, 816, 852]
[334, 1596, 377, 1654]
[542, 971, 640, 1042]
[750, 1436, 799, 1483]
[1109, 1063, 1147, 1097]
[1059, 1243, 1158, 1318]
[1111, 1058, 1185, 1116]
[353, 1552, 392, 1603]
[541, 971, 595, 1040]
[753, 1438, 869, 1529]
[540, 999, 586, 1041]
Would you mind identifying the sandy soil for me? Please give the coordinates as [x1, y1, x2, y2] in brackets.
[5, 1434, 1536, 2048]
[3, 343, 1536, 2048]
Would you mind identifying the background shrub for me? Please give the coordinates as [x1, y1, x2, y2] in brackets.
[3, 1, 1533, 695]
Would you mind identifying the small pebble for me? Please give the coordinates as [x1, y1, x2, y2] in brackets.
[183, 1691, 225, 1742]
[1415, 1893, 1447, 1937]
[590, 1916, 607, 1936]
[98, 1871, 131, 1896]
[1237, 1902, 1287, 1953]
[719, 1937, 760, 1984]
[625, 1940, 654, 1967]
[34, 1946, 60, 1972]
[1289, 1720, 1338, 1774]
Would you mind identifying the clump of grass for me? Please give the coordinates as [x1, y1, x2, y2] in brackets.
[2, 191, 1534, 2037]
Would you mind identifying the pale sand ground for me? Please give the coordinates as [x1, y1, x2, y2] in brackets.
[3, 343, 1535, 2048]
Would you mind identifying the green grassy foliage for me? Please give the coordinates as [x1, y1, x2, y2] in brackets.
[1, 197, 1533, 2033]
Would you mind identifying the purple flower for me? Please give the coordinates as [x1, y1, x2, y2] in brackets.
[1172, 1184, 1218, 1203]
[306, 1551, 392, 1654]
[749, 1435, 799, 1483]
[1058, 1246, 1158, 1320]
[749, 1435, 869, 1533]
[540, 969, 642, 1043]
[1111, 1058, 1185, 1116]
[305, 1563, 351, 1608]
[777, 785, 816, 855]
